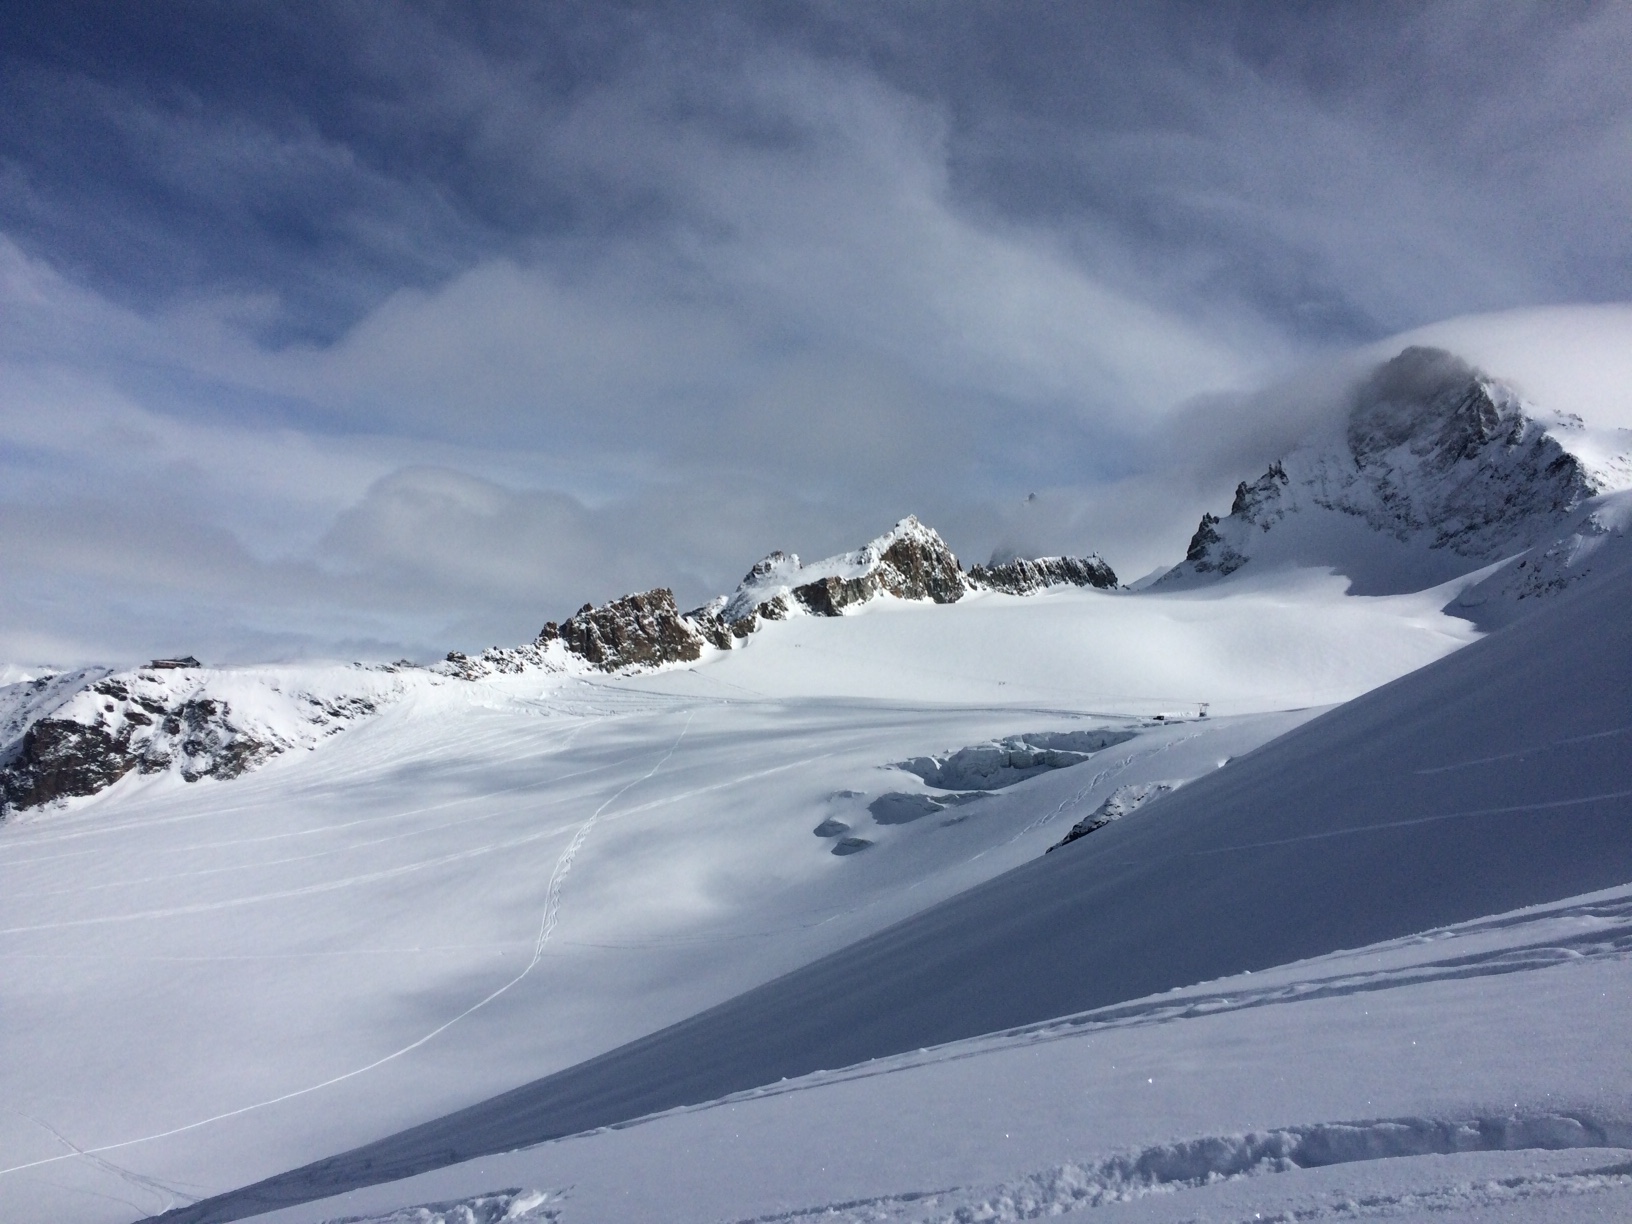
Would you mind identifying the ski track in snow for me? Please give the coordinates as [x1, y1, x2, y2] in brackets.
[0, 716, 604, 862]
[1411, 719, 1632, 775]
[568, 889, 1632, 1135]
[1191, 786, 1632, 857]
[0, 714, 694, 1184]
[1004, 734, 1200, 844]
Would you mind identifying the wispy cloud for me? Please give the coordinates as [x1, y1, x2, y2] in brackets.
[3, 3, 1630, 662]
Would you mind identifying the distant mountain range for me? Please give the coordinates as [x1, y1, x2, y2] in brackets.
[5, 344, 1630, 817]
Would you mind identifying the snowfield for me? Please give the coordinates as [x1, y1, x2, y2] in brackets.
[3, 341, 1631, 1224]
[0, 574, 1479, 1224]
[249, 882, 1632, 1224]
[162, 527, 1632, 1224]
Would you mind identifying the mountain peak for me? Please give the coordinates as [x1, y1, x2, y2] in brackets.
[1161, 346, 1632, 591]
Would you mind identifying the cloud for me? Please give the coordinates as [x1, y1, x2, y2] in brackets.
[3, 5, 1632, 663]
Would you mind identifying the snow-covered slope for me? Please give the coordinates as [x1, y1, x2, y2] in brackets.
[1162, 345, 1632, 594]
[243, 883, 1632, 1224]
[0, 569, 1477, 1224]
[0, 661, 414, 815]
[7, 337, 1632, 1224]
[144, 508, 1632, 1223]
[1450, 485, 1632, 628]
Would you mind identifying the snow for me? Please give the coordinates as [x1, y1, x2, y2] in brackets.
[716, 515, 954, 622]
[1451, 487, 1632, 628]
[2, 345, 1630, 1224]
[244, 882, 1632, 1224]
[139, 522, 1632, 1224]
[1159, 346, 1632, 596]
[0, 569, 1480, 1223]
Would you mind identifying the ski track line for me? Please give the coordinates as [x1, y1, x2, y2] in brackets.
[0, 718, 600, 861]
[594, 903, 1632, 1135]
[16, 1112, 201, 1218]
[0, 822, 576, 934]
[1006, 733, 1201, 845]
[4, 771, 613, 900]
[1191, 786, 1632, 857]
[1413, 720, 1632, 774]
[0, 749, 617, 871]
[0, 714, 694, 1183]
[0, 718, 701, 932]
[0, 943, 531, 963]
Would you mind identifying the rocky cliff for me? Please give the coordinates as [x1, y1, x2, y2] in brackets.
[535, 517, 1121, 672]
[967, 554, 1117, 594]
[1, 663, 403, 817]
[538, 589, 705, 671]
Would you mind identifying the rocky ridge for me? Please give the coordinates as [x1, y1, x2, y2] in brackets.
[504, 516, 1120, 675]
[1, 518, 1117, 813]
[1, 662, 408, 816]
[967, 554, 1117, 595]
[1163, 346, 1632, 586]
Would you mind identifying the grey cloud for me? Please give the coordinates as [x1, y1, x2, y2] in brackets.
[3, 4, 1632, 662]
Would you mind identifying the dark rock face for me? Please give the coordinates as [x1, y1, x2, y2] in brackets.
[791, 528, 969, 617]
[538, 589, 705, 671]
[1341, 347, 1600, 554]
[1230, 461, 1289, 519]
[1166, 346, 1609, 583]
[792, 575, 876, 616]
[2, 719, 136, 810]
[876, 531, 968, 604]
[967, 555, 1118, 594]
[1, 688, 277, 815]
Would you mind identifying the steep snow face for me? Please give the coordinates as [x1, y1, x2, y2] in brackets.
[239, 883, 1632, 1224]
[1164, 346, 1632, 592]
[0, 663, 412, 817]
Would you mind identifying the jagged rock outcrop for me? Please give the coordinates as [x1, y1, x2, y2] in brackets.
[717, 516, 968, 625]
[968, 555, 1118, 594]
[2, 691, 277, 812]
[1, 665, 397, 817]
[1163, 346, 1632, 586]
[535, 517, 1123, 673]
[538, 588, 706, 671]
